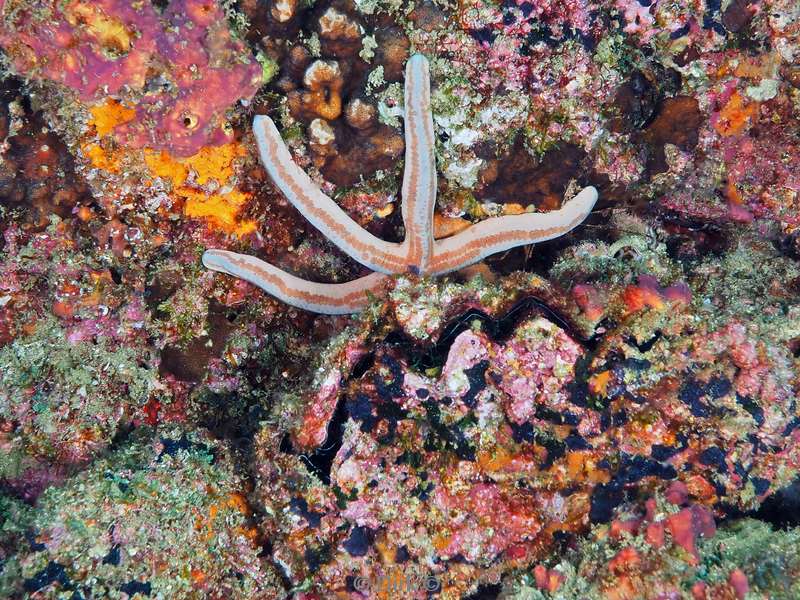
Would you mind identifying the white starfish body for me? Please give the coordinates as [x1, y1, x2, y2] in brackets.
[203, 54, 598, 314]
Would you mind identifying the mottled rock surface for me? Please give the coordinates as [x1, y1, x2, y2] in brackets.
[1, 0, 799, 598]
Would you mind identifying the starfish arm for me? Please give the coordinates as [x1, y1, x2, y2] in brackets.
[203, 249, 389, 314]
[430, 185, 598, 275]
[252, 115, 405, 274]
[400, 54, 436, 275]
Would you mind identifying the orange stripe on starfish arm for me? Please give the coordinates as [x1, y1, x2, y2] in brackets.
[400, 53, 436, 275]
[252, 116, 405, 274]
[203, 249, 388, 314]
[429, 185, 598, 275]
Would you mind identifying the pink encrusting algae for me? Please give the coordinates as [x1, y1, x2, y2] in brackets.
[0, 0, 262, 156]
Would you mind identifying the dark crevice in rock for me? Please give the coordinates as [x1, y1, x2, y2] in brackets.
[384, 295, 600, 372]
[280, 295, 602, 481]
[753, 479, 800, 529]
[721, 478, 800, 530]
[462, 583, 502, 600]
[299, 392, 349, 485]
[350, 351, 376, 379]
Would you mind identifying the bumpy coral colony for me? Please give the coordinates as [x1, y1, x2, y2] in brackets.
[0, 0, 799, 599]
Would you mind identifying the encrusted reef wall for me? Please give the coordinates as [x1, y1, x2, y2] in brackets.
[1, 0, 799, 599]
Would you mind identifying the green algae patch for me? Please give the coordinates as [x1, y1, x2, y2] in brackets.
[3, 428, 282, 599]
[0, 316, 158, 472]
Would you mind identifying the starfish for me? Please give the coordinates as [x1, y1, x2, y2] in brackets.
[203, 54, 598, 314]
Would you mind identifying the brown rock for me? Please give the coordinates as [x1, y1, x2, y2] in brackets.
[0, 93, 91, 229]
[240, 0, 306, 39]
[722, 0, 755, 32]
[674, 45, 701, 67]
[373, 26, 410, 82]
[344, 98, 377, 130]
[287, 60, 345, 121]
[784, 65, 800, 90]
[642, 96, 703, 175]
[271, 0, 299, 24]
[476, 137, 589, 211]
[308, 118, 338, 167]
[159, 301, 237, 383]
[285, 44, 312, 81]
[408, 0, 449, 32]
[609, 71, 658, 132]
[321, 124, 404, 186]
